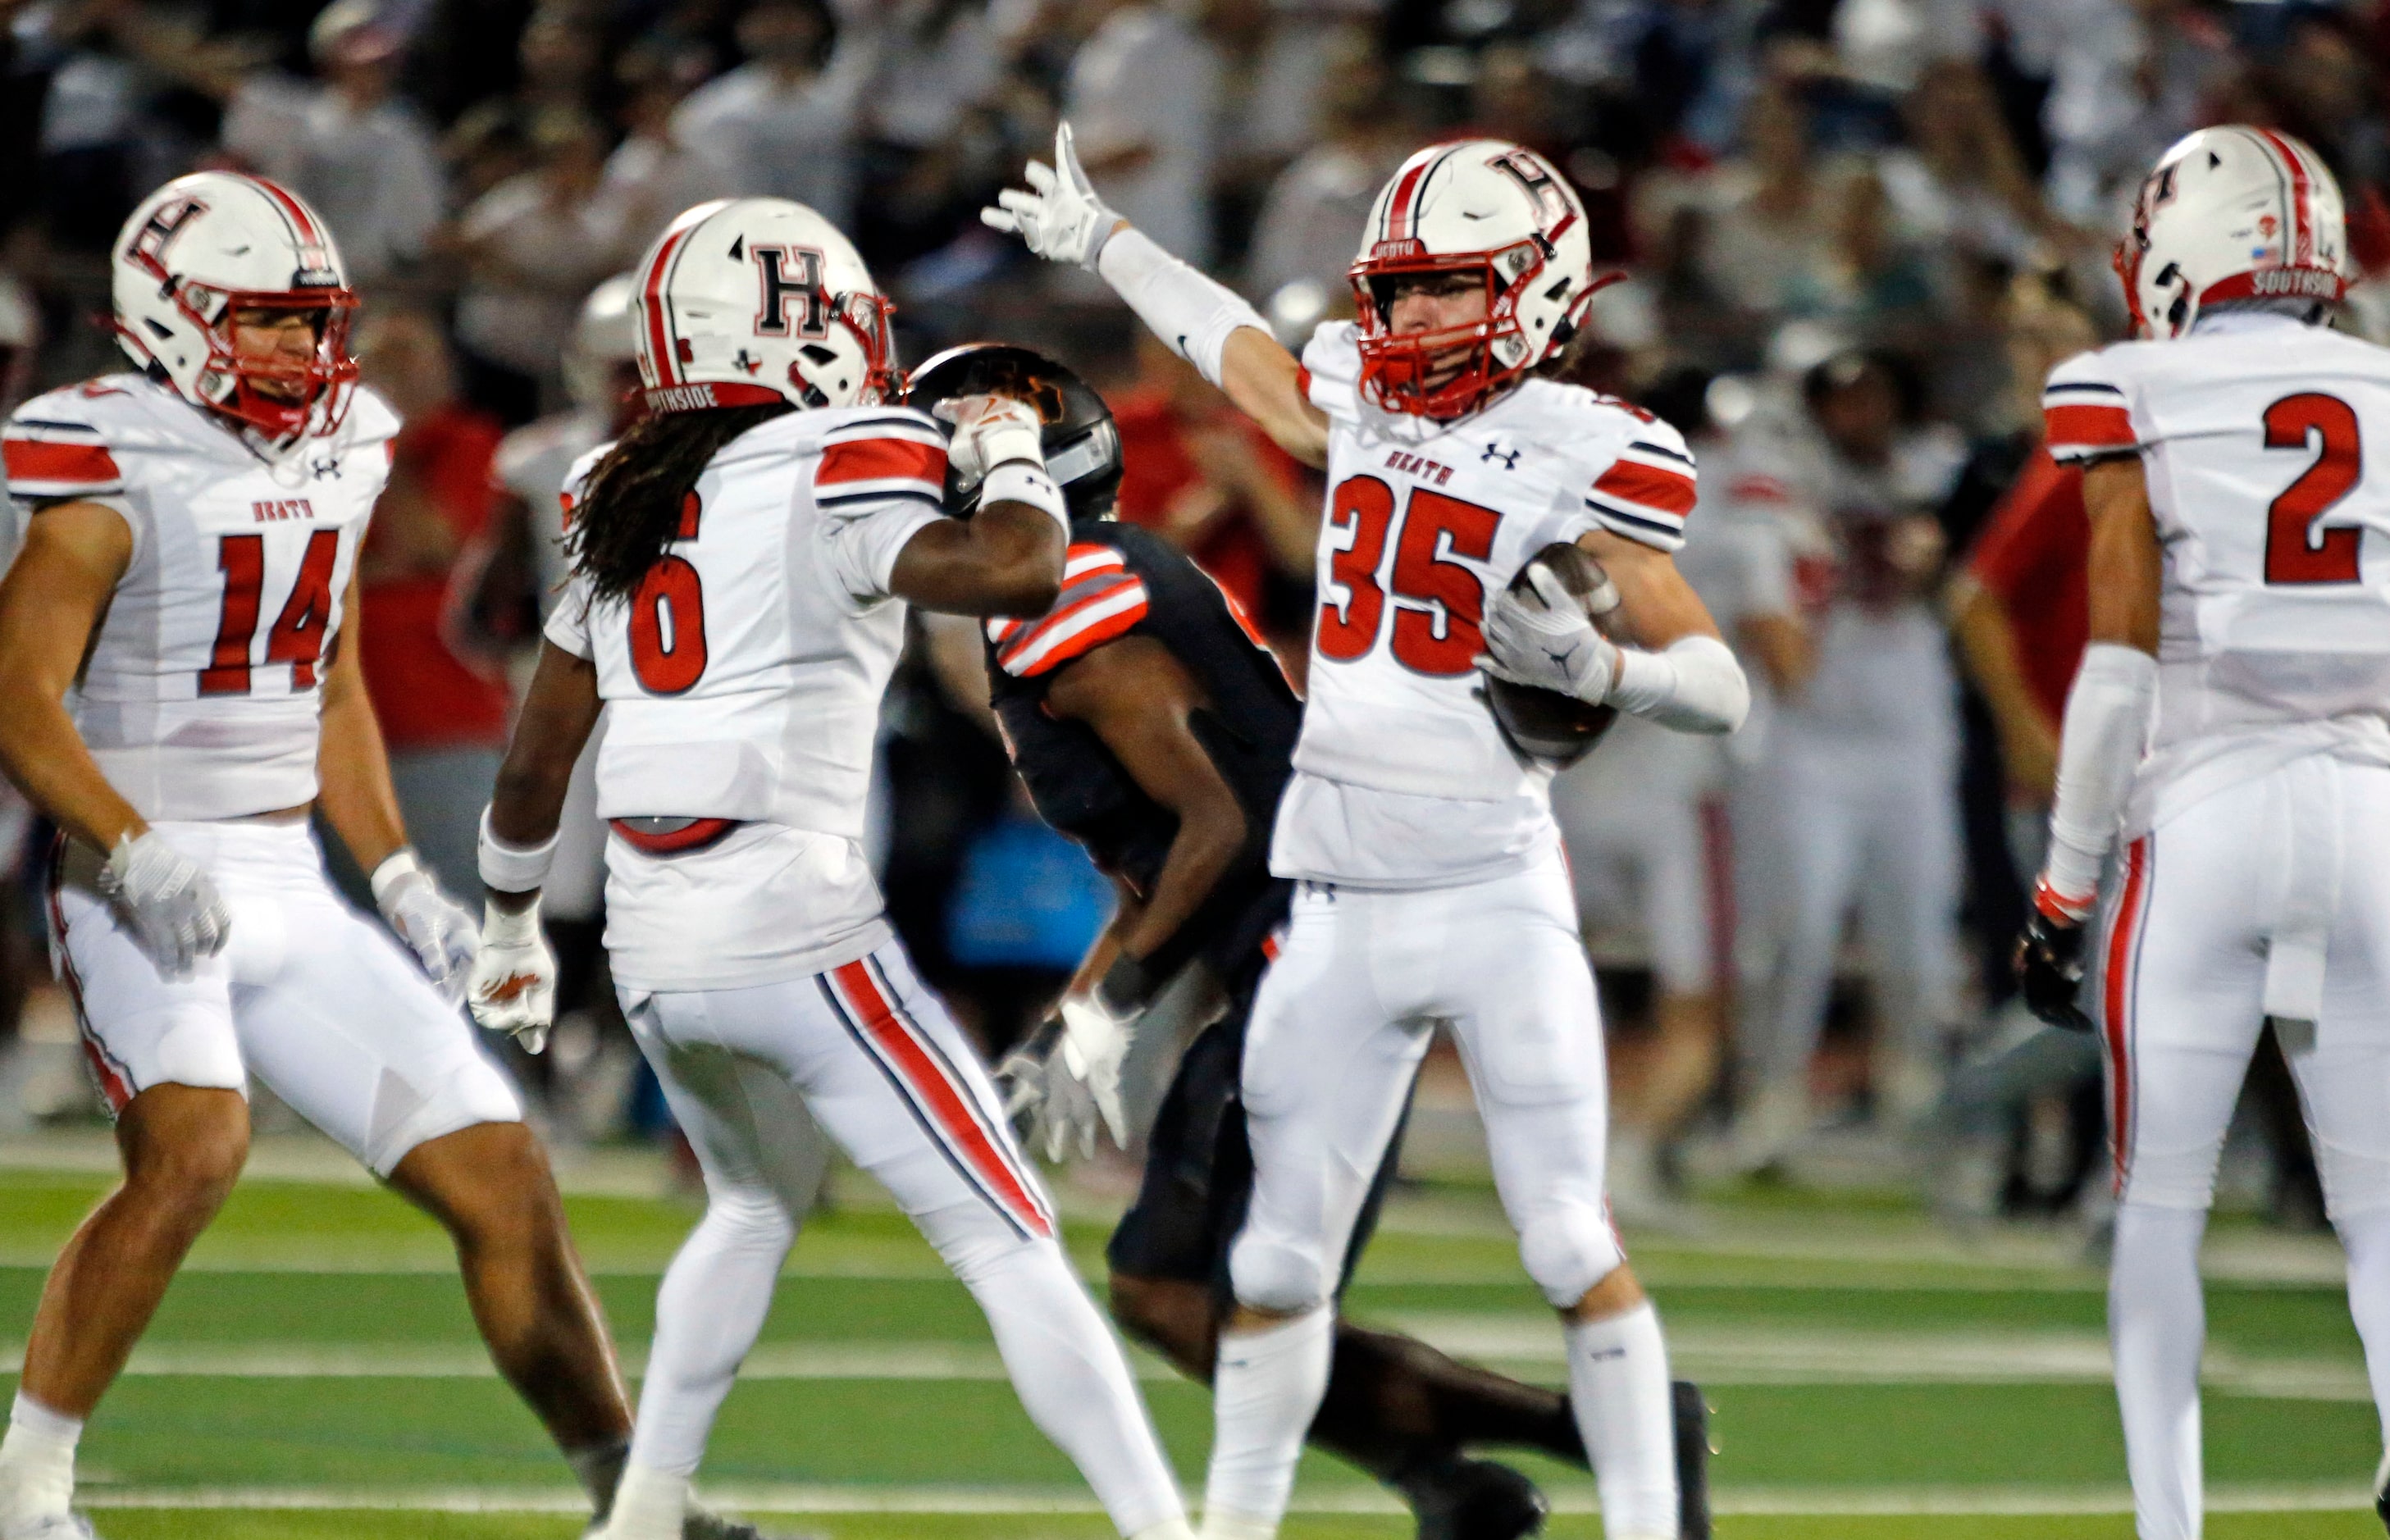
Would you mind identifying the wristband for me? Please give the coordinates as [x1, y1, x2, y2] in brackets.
[1096, 951, 1158, 1015]
[2034, 875, 2096, 925]
[369, 847, 426, 909]
[981, 460, 1070, 535]
[477, 806, 559, 894]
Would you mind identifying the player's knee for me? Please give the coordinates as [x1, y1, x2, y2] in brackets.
[1518, 1201, 1626, 1310]
[2118, 1150, 2222, 1212]
[121, 1092, 249, 1214]
[698, 1182, 797, 1255]
[1227, 1231, 1332, 1316]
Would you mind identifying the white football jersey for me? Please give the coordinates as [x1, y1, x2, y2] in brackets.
[544, 405, 947, 988]
[3, 374, 399, 821]
[1272, 323, 1695, 888]
[2045, 312, 2390, 831]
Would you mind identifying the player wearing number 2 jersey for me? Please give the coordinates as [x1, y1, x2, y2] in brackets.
[472, 198, 1195, 1540]
[0, 173, 650, 1540]
[2010, 128, 2390, 1540]
[987, 130, 1747, 1540]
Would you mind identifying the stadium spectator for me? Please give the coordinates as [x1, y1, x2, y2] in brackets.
[448, 107, 626, 424]
[217, 0, 445, 287]
[672, 0, 876, 230]
[1244, 26, 1411, 312]
[1062, 0, 1224, 267]
[1733, 349, 1968, 1173]
[353, 310, 513, 896]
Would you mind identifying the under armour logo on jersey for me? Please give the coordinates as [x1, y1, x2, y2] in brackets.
[750, 244, 827, 338]
[309, 456, 341, 481]
[1483, 442, 1521, 470]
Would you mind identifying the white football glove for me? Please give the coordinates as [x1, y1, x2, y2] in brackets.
[468, 898, 557, 1054]
[982, 122, 1121, 270]
[371, 850, 480, 1008]
[95, 830, 231, 978]
[1480, 563, 1621, 704]
[997, 992, 1137, 1163]
[932, 392, 1047, 486]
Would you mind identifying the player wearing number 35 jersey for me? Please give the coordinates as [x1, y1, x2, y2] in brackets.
[0, 173, 653, 1540]
[2012, 127, 2390, 1540]
[988, 130, 1748, 1540]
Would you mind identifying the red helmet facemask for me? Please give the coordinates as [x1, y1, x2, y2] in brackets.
[122, 285, 360, 440]
[1350, 242, 1610, 420]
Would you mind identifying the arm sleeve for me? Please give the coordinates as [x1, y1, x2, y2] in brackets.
[814, 411, 953, 605]
[2040, 641, 2159, 909]
[1582, 417, 1697, 553]
[2041, 349, 2141, 465]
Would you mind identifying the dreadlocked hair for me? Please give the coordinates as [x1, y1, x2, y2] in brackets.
[568, 403, 793, 601]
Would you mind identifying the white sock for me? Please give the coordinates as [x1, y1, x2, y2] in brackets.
[960, 1237, 1186, 1538]
[599, 1461, 688, 1540]
[1130, 1523, 1201, 1540]
[1202, 1307, 1334, 1540]
[1565, 1303, 1680, 1540]
[2342, 1208, 2390, 1474]
[0, 1392, 82, 1527]
[2110, 1203, 2206, 1540]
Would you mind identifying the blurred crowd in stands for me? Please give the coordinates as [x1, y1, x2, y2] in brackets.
[0, 0, 2376, 1229]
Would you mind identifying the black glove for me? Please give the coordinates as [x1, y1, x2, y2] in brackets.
[2015, 910, 2095, 1033]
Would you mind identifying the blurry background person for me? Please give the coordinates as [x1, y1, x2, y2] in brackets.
[1732, 349, 1967, 1174]
[352, 309, 512, 899]
[672, 0, 876, 232]
[1060, 0, 1223, 268]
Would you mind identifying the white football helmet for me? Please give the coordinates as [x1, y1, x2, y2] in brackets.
[562, 272, 639, 414]
[2120, 126, 2348, 339]
[1349, 139, 1604, 418]
[111, 171, 358, 439]
[630, 198, 896, 414]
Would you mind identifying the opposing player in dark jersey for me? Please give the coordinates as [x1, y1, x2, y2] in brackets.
[909, 345, 1711, 1540]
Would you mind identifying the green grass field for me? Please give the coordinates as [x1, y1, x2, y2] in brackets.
[0, 1155, 2380, 1538]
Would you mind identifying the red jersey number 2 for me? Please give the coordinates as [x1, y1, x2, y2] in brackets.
[199, 529, 341, 696]
[1314, 476, 1500, 676]
[2264, 393, 2364, 585]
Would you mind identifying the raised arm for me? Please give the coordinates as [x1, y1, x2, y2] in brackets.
[985, 125, 1330, 468]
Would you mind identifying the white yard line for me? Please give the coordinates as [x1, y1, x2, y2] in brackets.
[5, 1320, 2370, 1399]
[72, 1483, 2369, 1516]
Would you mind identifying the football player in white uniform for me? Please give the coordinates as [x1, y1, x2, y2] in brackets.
[0, 174, 646, 1540]
[469, 197, 1196, 1540]
[987, 130, 1749, 1540]
[2013, 128, 2390, 1539]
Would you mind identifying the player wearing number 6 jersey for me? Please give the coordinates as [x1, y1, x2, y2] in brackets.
[0, 173, 651, 1540]
[2010, 128, 2390, 1540]
[987, 131, 1747, 1540]
[471, 198, 1194, 1540]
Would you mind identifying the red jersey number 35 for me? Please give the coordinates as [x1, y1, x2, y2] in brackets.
[1315, 476, 1499, 677]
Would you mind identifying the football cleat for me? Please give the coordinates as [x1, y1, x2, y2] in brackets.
[1399, 1455, 1548, 1540]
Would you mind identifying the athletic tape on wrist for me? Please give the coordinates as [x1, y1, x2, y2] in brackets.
[981, 460, 1070, 534]
[477, 806, 559, 894]
[369, 847, 425, 908]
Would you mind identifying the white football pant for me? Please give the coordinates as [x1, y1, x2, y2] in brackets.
[2094, 756, 2390, 1540]
[618, 941, 1185, 1538]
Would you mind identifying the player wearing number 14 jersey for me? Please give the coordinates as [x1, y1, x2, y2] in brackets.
[2013, 128, 2390, 1539]
[0, 173, 650, 1540]
[987, 130, 1748, 1540]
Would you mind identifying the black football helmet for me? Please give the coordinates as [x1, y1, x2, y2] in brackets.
[905, 343, 1122, 522]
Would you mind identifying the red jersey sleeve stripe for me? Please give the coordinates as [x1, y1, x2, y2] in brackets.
[1000, 577, 1151, 677]
[4, 437, 122, 490]
[1592, 457, 1697, 517]
[817, 436, 946, 488]
[2044, 403, 2137, 453]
